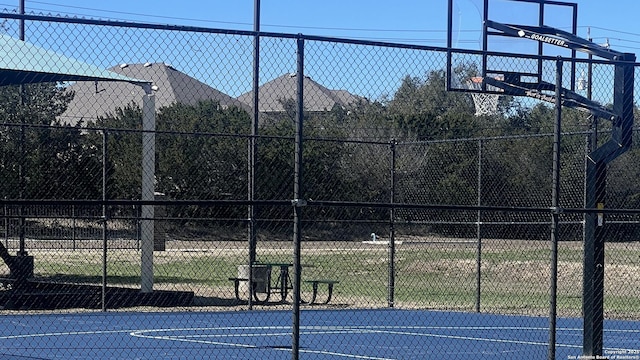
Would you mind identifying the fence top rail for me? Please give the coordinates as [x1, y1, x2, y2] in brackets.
[0, 12, 442, 52]
[3, 12, 639, 67]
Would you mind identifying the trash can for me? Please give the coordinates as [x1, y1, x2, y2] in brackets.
[237, 264, 270, 294]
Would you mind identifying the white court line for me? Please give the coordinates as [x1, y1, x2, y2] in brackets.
[131, 326, 396, 360]
[130, 325, 640, 354]
[0, 329, 131, 340]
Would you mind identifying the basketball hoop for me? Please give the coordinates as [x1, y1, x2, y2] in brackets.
[465, 77, 500, 116]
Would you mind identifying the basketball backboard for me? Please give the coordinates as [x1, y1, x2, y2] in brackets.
[446, 0, 579, 94]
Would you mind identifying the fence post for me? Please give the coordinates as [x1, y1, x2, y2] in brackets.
[3, 197, 7, 247]
[17, 0, 26, 259]
[137, 205, 141, 250]
[475, 139, 482, 313]
[72, 201, 76, 251]
[101, 130, 108, 311]
[247, 0, 261, 310]
[291, 34, 305, 360]
[548, 57, 563, 360]
[388, 139, 397, 308]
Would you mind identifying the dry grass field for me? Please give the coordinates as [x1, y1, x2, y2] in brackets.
[2, 237, 640, 318]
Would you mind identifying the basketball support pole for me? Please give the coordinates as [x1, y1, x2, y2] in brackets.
[582, 53, 635, 357]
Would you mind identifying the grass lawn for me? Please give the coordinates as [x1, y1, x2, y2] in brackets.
[25, 239, 640, 318]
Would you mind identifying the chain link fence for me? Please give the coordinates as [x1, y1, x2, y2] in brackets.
[0, 12, 639, 359]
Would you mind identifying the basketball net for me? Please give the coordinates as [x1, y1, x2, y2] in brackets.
[466, 77, 500, 116]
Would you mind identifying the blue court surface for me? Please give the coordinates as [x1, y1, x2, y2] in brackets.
[0, 309, 638, 359]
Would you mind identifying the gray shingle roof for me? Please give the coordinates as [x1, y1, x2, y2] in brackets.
[237, 73, 362, 113]
[60, 62, 245, 125]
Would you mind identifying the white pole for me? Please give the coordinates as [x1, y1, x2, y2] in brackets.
[140, 89, 155, 293]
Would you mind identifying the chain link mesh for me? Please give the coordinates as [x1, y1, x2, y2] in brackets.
[0, 13, 639, 359]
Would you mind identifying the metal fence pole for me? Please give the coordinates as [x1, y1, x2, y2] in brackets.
[247, 0, 260, 310]
[17, 95, 25, 257]
[72, 202, 76, 251]
[291, 34, 305, 360]
[3, 198, 7, 247]
[101, 130, 108, 311]
[17, 0, 26, 259]
[475, 139, 482, 313]
[548, 57, 563, 360]
[388, 139, 397, 308]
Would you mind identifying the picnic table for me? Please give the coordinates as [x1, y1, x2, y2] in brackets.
[229, 262, 292, 303]
[229, 262, 338, 304]
[254, 262, 293, 303]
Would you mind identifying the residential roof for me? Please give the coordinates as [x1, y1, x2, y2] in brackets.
[237, 73, 362, 113]
[0, 34, 148, 86]
[61, 62, 246, 125]
[329, 89, 364, 106]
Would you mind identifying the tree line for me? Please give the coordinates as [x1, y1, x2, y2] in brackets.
[2, 68, 640, 240]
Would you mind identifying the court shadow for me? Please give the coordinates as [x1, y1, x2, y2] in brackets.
[192, 296, 246, 307]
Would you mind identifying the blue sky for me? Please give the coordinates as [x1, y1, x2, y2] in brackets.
[0, 0, 635, 101]
[4, 0, 639, 55]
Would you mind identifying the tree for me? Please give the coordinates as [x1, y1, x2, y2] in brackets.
[88, 103, 144, 200]
[156, 100, 251, 202]
[257, 99, 348, 203]
[0, 83, 98, 200]
[383, 70, 480, 212]
[490, 103, 554, 206]
[89, 100, 252, 203]
[388, 70, 477, 140]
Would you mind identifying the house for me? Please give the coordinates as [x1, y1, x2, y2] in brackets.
[60, 62, 246, 125]
[237, 73, 362, 114]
